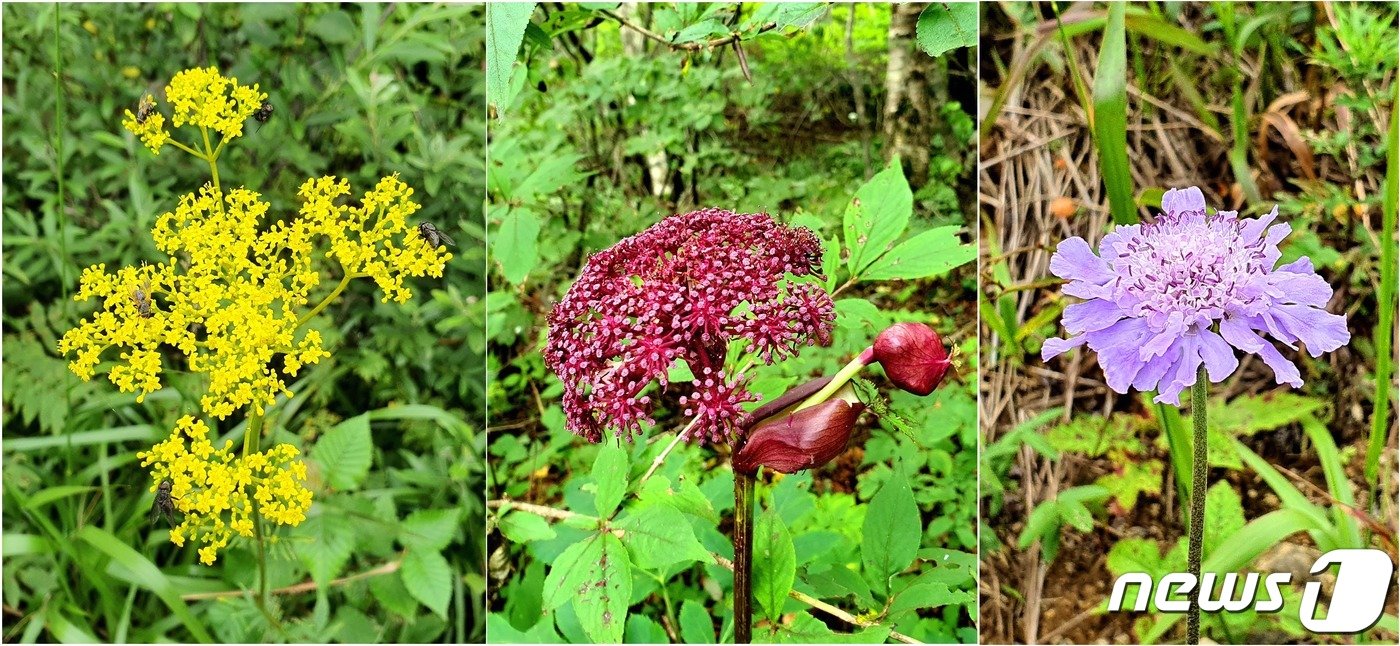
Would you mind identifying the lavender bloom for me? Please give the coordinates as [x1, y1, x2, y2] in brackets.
[1042, 187, 1349, 404]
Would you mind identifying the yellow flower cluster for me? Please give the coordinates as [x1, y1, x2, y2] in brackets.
[120, 94, 171, 154]
[138, 416, 312, 565]
[58, 175, 448, 419]
[121, 67, 266, 154]
[298, 174, 453, 302]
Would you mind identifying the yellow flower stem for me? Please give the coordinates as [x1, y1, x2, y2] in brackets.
[201, 126, 222, 197]
[167, 139, 205, 159]
[211, 133, 229, 160]
[242, 412, 271, 610]
[296, 271, 364, 329]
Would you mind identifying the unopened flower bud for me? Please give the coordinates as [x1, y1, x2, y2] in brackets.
[732, 379, 863, 475]
[873, 323, 950, 396]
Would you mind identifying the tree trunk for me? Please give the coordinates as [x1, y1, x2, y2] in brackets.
[882, 3, 934, 189]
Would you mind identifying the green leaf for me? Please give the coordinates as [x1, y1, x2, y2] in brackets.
[487, 3, 536, 114]
[399, 508, 462, 552]
[742, 3, 826, 32]
[753, 505, 796, 623]
[780, 613, 892, 643]
[1093, 1, 1136, 225]
[296, 511, 356, 588]
[75, 526, 213, 643]
[401, 548, 452, 619]
[843, 160, 912, 276]
[679, 600, 714, 644]
[574, 533, 631, 644]
[888, 582, 973, 616]
[309, 10, 356, 44]
[591, 442, 628, 517]
[1017, 501, 1061, 550]
[616, 505, 710, 569]
[860, 464, 920, 594]
[1096, 460, 1162, 510]
[859, 226, 975, 281]
[495, 209, 541, 284]
[915, 3, 977, 58]
[636, 476, 718, 524]
[541, 535, 604, 612]
[312, 413, 372, 490]
[487, 612, 563, 643]
[371, 568, 420, 618]
[499, 512, 558, 543]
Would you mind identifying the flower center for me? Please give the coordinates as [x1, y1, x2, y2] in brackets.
[1113, 212, 1267, 324]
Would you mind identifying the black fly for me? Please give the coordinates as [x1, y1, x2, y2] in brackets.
[150, 479, 180, 527]
[136, 95, 156, 125]
[253, 101, 274, 123]
[417, 221, 455, 248]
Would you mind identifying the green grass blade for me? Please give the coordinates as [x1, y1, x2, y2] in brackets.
[1140, 508, 1326, 643]
[1368, 88, 1398, 493]
[1232, 438, 1339, 551]
[75, 526, 214, 643]
[1301, 415, 1362, 548]
[1149, 394, 1191, 517]
[1093, 1, 1136, 224]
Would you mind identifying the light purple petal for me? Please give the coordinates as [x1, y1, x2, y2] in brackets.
[1198, 328, 1239, 382]
[1158, 335, 1204, 404]
[1050, 237, 1114, 284]
[1240, 206, 1278, 241]
[1062, 299, 1126, 335]
[1042, 335, 1086, 361]
[1134, 342, 1178, 394]
[1266, 270, 1332, 307]
[1266, 304, 1350, 356]
[1086, 318, 1152, 393]
[1162, 187, 1207, 216]
[1219, 316, 1266, 354]
[1276, 256, 1314, 274]
[1254, 340, 1303, 387]
[1140, 311, 1185, 359]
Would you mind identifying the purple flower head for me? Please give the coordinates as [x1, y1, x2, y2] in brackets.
[545, 208, 835, 444]
[1042, 187, 1349, 405]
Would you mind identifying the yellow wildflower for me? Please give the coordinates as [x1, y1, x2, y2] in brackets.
[120, 94, 171, 155]
[163, 66, 265, 140]
[138, 416, 313, 566]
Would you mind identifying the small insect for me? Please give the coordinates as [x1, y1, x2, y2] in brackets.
[417, 221, 455, 248]
[132, 278, 154, 318]
[135, 95, 156, 125]
[253, 101, 274, 123]
[149, 479, 180, 527]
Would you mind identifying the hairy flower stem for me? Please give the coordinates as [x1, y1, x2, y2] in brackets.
[1186, 364, 1208, 644]
[733, 471, 755, 644]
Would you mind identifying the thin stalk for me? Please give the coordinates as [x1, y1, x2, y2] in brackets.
[296, 271, 361, 329]
[1366, 91, 1398, 501]
[795, 347, 873, 412]
[1186, 364, 1208, 644]
[242, 413, 271, 610]
[732, 471, 755, 644]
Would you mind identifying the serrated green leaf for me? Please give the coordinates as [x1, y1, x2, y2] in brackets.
[495, 209, 541, 284]
[859, 226, 975, 281]
[753, 505, 796, 623]
[843, 160, 912, 275]
[636, 476, 717, 523]
[541, 535, 603, 612]
[591, 442, 628, 517]
[888, 582, 973, 616]
[574, 533, 631, 644]
[678, 600, 714, 644]
[860, 464, 920, 594]
[487, 3, 536, 113]
[499, 511, 557, 543]
[616, 504, 710, 569]
[296, 512, 356, 588]
[399, 508, 462, 551]
[401, 548, 452, 619]
[371, 568, 420, 617]
[312, 414, 372, 490]
[915, 3, 977, 58]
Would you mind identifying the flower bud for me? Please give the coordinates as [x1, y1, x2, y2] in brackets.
[873, 323, 950, 396]
[732, 380, 864, 475]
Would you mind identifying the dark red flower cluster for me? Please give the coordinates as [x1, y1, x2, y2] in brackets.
[545, 208, 834, 444]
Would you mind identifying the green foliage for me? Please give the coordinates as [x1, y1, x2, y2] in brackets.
[915, 3, 977, 58]
[2, 3, 485, 642]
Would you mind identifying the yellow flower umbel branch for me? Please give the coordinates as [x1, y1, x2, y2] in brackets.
[60, 67, 451, 575]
